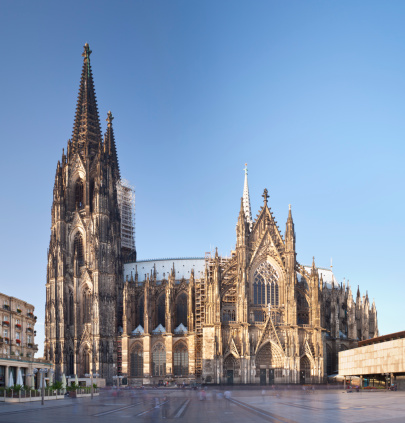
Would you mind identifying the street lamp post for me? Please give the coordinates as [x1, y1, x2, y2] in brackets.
[33, 368, 48, 406]
[85, 372, 100, 399]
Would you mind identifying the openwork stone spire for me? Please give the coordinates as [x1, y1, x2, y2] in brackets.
[242, 163, 253, 229]
[71, 43, 102, 155]
[104, 110, 120, 180]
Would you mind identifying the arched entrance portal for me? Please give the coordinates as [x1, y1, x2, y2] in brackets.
[300, 355, 311, 384]
[223, 355, 240, 385]
[256, 343, 284, 385]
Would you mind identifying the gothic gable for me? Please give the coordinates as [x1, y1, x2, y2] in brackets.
[70, 153, 86, 184]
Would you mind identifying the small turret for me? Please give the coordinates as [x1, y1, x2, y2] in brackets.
[285, 204, 295, 252]
[242, 164, 253, 229]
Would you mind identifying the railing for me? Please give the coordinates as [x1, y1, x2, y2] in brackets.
[0, 388, 99, 401]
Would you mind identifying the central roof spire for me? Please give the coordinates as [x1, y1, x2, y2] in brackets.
[242, 163, 253, 229]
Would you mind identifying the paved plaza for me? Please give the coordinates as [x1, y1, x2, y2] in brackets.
[0, 388, 404, 423]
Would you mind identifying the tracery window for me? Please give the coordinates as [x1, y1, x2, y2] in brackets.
[222, 309, 236, 322]
[138, 297, 144, 328]
[67, 351, 74, 376]
[152, 343, 166, 376]
[254, 310, 265, 322]
[130, 344, 143, 377]
[83, 347, 90, 376]
[68, 291, 74, 325]
[253, 262, 279, 306]
[83, 288, 91, 324]
[176, 293, 187, 327]
[75, 180, 84, 210]
[157, 294, 165, 327]
[74, 233, 84, 265]
[173, 343, 188, 376]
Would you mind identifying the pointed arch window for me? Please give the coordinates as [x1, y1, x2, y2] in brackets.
[173, 343, 188, 376]
[130, 344, 143, 377]
[75, 179, 84, 210]
[253, 262, 279, 306]
[83, 288, 92, 324]
[157, 294, 165, 327]
[68, 291, 74, 325]
[152, 343, 166, 376]
[176, 293, 187, 327]
[138, 296, 144, 328]
[68, 351, 74, 376]
[83, 346, 90, 376]
[74, 233, 84, 266]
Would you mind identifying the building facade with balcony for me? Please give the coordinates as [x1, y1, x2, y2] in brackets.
[0, 292, 41, 386]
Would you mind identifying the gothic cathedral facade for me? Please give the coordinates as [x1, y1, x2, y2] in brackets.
[45, 45, 378, 385]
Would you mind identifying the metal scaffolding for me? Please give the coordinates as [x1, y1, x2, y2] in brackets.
[117, 179, 135, 253]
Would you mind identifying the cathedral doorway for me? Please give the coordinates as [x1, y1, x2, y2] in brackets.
[260, 369, 266, 385]
[269, 368, 275, 385]
[226, 370, 234, 385]
[223, 355, 239, 385]
[300, 355, 311, 384]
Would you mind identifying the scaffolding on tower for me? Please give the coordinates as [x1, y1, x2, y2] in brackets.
[117, 179, 136, 262]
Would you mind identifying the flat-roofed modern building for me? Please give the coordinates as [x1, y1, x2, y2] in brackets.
[339, 331, 405, 389]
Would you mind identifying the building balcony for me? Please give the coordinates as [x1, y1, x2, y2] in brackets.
[28, 343, 33, 348]
[16, 324, 21, 329]
[2, 321, 9, 326]
[16, 308, 22, 314]
[26, 327, 33, 333]
[3, 305, 10, 311]
[16, 339, 21, 345]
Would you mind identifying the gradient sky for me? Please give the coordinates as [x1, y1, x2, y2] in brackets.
[1, 1, 404, 357]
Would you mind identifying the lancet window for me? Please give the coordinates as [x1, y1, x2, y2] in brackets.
[176, 293, 187, 327]
[74, 233, 84, 265]
[130, 344, 143, 377]
[75, 179, 84, 210]
[138, 297, 144, 328]
[173, 343, 188, 376]
[68, 291, 74, 325]
[157, 294, 165, 327]
[83, 288, 92, 324]
[253, 262, 279, 306]
[152, 343, 166, 376]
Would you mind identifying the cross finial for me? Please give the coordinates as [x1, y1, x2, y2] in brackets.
[244, 163, 248, 176]
[106, 111, 114, 126]
[262, 188, 269, 204]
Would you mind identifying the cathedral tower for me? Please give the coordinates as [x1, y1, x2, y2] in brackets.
[44, 44, 122, 382]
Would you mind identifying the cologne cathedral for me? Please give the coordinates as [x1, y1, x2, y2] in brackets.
[45, 45, 378, 385]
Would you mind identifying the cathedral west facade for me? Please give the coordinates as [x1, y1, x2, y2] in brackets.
[45, 45, 378, 385]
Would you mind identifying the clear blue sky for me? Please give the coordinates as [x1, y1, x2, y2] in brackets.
[1, 1, 404, 356]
